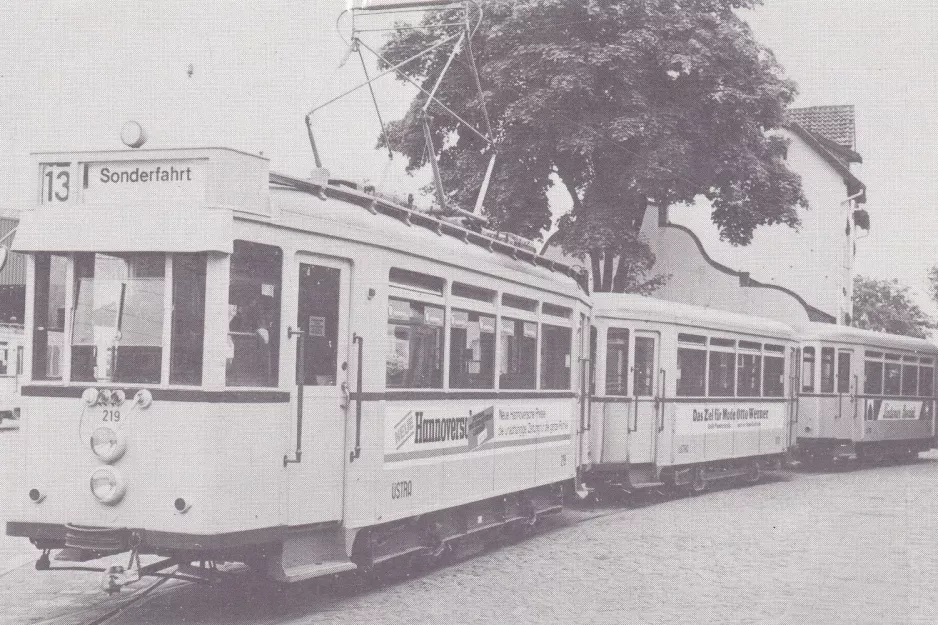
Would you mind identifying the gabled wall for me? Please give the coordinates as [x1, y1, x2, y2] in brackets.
[642, 127, 858, 326]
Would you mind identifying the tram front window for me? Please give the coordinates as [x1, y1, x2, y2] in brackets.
[71, 253, 165, 384]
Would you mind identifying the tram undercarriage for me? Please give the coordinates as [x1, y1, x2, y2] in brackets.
[12, 483, 565, 590]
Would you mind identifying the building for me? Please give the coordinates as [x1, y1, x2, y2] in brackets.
[0, 215, 25, 325]
[641, 105, 866, 326]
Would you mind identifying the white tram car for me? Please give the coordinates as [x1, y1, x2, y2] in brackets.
[794, 323, 938, 464]
[7, 147, 590, 584]
[587, 294, 798, 493]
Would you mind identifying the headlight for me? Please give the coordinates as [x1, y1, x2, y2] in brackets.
[90, 426, 126, 463]
[82, 388, 100, 406]
[90, 467, 126, 505]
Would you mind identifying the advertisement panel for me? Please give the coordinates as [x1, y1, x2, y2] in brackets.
[866, 399, 926, 421]
[384, 404, 571, 464]
[674, 403, 787, 436]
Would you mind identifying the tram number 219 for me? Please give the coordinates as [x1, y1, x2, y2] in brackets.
[101, 409, 121, 423]
[42, 164, 71, 203]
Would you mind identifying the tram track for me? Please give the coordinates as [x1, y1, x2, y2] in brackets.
[33, 503, 626, 625]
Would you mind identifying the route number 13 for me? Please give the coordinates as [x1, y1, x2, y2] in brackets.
[42, 164, 71, 203]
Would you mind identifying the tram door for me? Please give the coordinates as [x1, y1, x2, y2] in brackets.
[287, 257, 352, 525]
[630, 332, 659, 465]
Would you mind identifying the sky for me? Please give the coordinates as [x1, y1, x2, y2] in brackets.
[1, 1, 937, 306]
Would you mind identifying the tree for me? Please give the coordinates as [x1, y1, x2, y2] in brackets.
[379, 0, 807, 292]
[852, 275, 935, 339]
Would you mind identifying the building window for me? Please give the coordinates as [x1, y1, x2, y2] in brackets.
[605, 328, 629, 396]
[170, 254, 206, 385]
[71, 253, 165, 384]
[227, 241, 282, 387]
[32, 254, 68, 381]
[499, 318, 537, 389]
[801, 347, 815, 393]
[387, 299, 444, 389]
[449, 310, 495, 389]
[540, 324, 571, 390]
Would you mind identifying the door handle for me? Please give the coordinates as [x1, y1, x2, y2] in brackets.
[341, 381, 350, 408]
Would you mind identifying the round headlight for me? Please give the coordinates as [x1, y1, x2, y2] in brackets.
[90, 426, 126, 463]
[90, 467, 126, 505]
[82, 388, 100, 406]
[134, 389, 152, 409]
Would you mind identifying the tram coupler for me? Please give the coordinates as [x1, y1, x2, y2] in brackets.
[99, 547, 143, 593]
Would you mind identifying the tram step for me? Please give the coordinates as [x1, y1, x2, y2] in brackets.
[628, 481, 665, 489]
[267, 526, 357, 583]
[275, 559, 358, 583]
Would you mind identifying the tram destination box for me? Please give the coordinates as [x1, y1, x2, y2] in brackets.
[14, 147, 271, 255]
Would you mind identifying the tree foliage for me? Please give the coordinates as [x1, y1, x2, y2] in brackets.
[852, 275, 935, 339]
[380, 0, 807, 291]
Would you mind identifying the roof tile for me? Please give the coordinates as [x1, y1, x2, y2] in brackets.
[786, 105, 856, 149]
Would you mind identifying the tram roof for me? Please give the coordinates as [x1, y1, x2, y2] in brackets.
[268, 173, 589, 298]
[797, 322, 938, 353]
[592, 293, 797, 340]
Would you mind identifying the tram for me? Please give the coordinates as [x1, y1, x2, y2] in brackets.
[795, 323, 938, 464]
[588, 294, 798, 494]
[0, 322, 24, 428]
[7, 147, 590, 586]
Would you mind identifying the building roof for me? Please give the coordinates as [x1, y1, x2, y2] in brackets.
[787, 105, 857, 151]
[785, 105, 866, 204]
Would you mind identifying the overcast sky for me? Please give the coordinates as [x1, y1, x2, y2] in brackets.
[2, 1, 936, 305]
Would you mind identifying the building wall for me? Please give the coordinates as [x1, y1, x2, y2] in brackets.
[0, 218, 25, 324]
[651, 128, 856, 325]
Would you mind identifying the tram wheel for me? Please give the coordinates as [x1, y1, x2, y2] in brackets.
[689, 468, 707, 494]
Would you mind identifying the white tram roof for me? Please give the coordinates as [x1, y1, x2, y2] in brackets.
[796, 322, 938, 354]
[13, 147, 588, 301]
[592, 293, 797, 341]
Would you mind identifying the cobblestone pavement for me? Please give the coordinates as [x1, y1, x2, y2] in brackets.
[3, 454, 938, 625]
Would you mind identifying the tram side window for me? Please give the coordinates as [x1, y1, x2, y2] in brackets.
[676, 333, 706, 397]
[864, 359, 883, 395]
[605, 328, 629, 395]
[227, 241, 282, 387]
[449, 310, 495, 389]
[499, 318, 537, 389]
[920, 364, 934, 397]
[633, 337, 655, 396]
[170, 254, 206, 385]
[387, 299, 444, 388]
[837, 351, 851, 393]
[32, 253, 68, 381]
[737, 353, 761, 397]
[709, 351, 735, 397]
[902, 361, 919, 397]
[677, 346, 706, 396]
[72, 253, 165, 384]
[763, 355, 785, 397]
[801, 347, 815, 393]
[540, 324, 571, 390]
[820, 347, 834, 393]
[883, 356, 901, 396]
